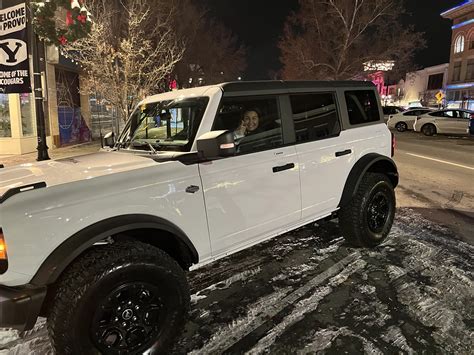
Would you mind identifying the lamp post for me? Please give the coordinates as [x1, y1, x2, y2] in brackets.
[28, 0, 50, 161]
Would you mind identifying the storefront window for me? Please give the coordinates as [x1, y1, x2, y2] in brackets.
[20, 93, 35, 136]
[0, 94, 11, 137]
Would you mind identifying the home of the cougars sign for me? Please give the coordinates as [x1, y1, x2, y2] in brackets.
[0, 2, 31, 94]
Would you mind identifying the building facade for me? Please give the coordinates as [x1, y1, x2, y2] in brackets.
[0, 46, 92, 155]
[441, 0, 474, 109]
[402, 63, 449, 108]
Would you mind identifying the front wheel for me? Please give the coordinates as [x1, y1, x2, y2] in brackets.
[47, 241, 190, 354]
[339, 173, 395, 247]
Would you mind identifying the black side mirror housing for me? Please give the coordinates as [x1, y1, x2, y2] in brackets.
[103, 132, 115, 148]
[196, 130, 235, 159]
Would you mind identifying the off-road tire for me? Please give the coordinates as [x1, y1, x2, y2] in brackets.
[339, 173, 395, 247]
[395, 122, 408, 132]
[47, 241, 190, 354]
[422, 123, 437, 136]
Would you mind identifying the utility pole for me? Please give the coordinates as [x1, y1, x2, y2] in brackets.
[28, 0, 50, 161]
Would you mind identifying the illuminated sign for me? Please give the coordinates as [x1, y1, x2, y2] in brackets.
[364, 61, 395, 72]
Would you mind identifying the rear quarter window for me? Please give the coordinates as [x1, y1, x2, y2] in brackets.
[345, 90, 381, 125]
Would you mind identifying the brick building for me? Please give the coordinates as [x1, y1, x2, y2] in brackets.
[441, 0, 474, 109]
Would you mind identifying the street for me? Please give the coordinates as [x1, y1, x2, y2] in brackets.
[1, 130, 473, 354]
[393, 131, 474, 244]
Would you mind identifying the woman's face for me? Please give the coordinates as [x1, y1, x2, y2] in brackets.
[243, 111, 259, 132]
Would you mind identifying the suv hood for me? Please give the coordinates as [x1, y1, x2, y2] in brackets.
[0, 151, 159, 197]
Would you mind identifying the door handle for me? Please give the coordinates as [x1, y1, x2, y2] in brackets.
[335, 149, 352, 157]
[272, 163, 295, 173]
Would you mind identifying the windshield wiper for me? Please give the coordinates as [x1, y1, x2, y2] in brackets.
[130, 141, 158, 154]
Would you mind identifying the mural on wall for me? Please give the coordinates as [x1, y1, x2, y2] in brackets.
[55, 69, 90, 145]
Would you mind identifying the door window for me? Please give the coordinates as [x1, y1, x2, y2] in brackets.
[345, 90, 381, 125]
[213, 97, 284, 155]
[289, 93, 341, 143]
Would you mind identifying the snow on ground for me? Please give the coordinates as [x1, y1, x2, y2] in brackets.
[1, 208, 473, 354]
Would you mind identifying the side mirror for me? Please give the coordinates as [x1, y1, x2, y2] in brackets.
[196, 130, 235, 159]
[103, 131, 115, 148]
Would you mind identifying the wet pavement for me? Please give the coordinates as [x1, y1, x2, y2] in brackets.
[2, 208, 472, 354]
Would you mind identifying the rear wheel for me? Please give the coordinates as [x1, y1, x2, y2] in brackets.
[422, 123, 437, 136]
[47, 241, 189, 354]
[339, 173, 395, 247]
[395, 122, 408, 132]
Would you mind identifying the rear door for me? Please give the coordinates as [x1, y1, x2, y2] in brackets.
[289, 90, 357, 220]
[199, 95, 301, 256]
[437, 110, 458, 133]
[454, 111, 471, 134]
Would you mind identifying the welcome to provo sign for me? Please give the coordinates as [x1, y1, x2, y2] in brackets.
[0, 2, 31, 94]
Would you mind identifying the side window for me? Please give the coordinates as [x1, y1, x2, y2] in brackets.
[213, 97, 284, 155]
[445, 110, 457, 118]
[403, 111, 416, 116]
[289, 93, 341, 143]
[430, 111, 445, 117]
[345, 90, 381, 125]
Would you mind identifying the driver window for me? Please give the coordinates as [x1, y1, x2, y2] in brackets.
[213, 97, 284, 155]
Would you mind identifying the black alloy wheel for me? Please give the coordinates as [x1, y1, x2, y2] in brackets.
[395, 122, 408, 132]
[422, 123, 436, 136]
[366, 192, 390, 234]
[91, 282, 164, 353]
[47, 241, 190, 355]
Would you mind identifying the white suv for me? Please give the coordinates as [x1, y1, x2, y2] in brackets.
[0, 81, 398, 354]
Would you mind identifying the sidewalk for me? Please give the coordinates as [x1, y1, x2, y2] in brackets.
[0, 141, 103, 167]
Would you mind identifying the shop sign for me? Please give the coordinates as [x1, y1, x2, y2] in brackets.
[0, 2, 31, 94]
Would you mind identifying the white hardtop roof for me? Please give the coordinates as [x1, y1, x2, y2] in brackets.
[140, 85, 221, 105]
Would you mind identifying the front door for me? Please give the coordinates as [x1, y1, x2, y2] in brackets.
[199, 95, 301, 256]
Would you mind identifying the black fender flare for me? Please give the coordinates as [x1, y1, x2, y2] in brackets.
[30, 214, 199, 286]
[338, 153, 399, 208]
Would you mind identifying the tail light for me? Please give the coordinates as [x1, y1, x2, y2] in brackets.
[470, 113, 474, 119]
[391, 132, 396, 157]
[0, 229, 7, 274]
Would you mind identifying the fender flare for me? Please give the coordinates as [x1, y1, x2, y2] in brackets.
[338, 153, 399, 208]
[30, 214, 199, 286]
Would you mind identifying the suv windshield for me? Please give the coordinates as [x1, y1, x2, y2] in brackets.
[119, 97, 209, 152]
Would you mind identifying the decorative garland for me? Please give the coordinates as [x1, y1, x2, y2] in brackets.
[32, 0, 92, 46]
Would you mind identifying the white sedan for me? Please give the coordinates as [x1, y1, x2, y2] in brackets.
[387, 108, 433, 132]
[413, 109, 474, 136]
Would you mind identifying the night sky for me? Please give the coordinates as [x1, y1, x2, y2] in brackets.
[205, 0, 462, 80]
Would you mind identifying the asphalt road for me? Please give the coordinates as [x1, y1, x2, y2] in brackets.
[393, 130, 474, 244]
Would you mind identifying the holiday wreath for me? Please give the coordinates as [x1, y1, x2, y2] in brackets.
[32, 0, 92, 46]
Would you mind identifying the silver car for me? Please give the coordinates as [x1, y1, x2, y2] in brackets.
[413, 109, 474, 136]
[387, 108, 433, 132]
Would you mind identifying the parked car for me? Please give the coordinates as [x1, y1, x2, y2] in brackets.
[413, 109, 474, 136]
[0, 81, 398, 354]
[387, 108, 433, 132]
[382, 105, 404, 123]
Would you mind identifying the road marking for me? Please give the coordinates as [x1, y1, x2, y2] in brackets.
[191, 252, 362, 354]
[405, 153, 474, 171]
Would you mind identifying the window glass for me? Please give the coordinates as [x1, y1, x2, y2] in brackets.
[466, 60, 474, 80]
[459, 111, 471, 119]
[455, 35, 465, 53]
[119, 97, 208, 152]
[430, 111, 446, 117]
[404, 111, 417, 116]
[0, 94, 11, 137]
[445, 110, 457, 118]
[345, 90, 380, 125]
[20, 93, 35, 136]
[453, 63, 462, 82]
[213, 97, 283, 155]
[290, 93, 340, 142]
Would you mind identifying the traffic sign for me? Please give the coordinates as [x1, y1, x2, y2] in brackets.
[435, 91, 445, 103]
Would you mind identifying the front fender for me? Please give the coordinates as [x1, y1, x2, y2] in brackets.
[29, 214, 198, 286]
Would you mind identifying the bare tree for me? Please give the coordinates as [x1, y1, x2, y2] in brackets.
[168, 0, 247, 87]
[279, 0, 425, 81]
[64, 0, 184, 121]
